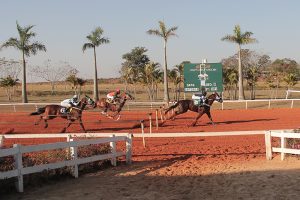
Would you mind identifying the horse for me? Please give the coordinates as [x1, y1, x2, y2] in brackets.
[96, 92, 134, 120]
[29, 95, 95, 133]
[163, 92, 223, 126]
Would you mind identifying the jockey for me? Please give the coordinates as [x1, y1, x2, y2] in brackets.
[101, 89, 121, 115]
[60, 95, 80, 113]
[199, 90, 207, 105]
[106, 89, 121, 103]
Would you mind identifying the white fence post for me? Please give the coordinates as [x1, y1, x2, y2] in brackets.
[0, 135, 4, 148]
[148, 113, 152, 134]
[281, 133, 286, 160]
[291, 100, 294, 108]
[155, 109, 159, 130]
[69, 138, 78, 178]
[110, 135, 117, 166]
[222, 102, 224, 110]
[13, 144, 24, 192]
[66, 134, 72, 159]
[140, 120, 146, 148]
[126, 134, 132, 164]
[268, 100, 271, 109]
[265, 131, 272, 160]
[245, 101, 248, 110]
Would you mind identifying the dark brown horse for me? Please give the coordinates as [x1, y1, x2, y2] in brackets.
[164, 92, 223, 126]
[29, 95, 95, 133]
[96, 92, 134, 120]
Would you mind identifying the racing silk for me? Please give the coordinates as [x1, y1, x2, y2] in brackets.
[107, 91, 119, 100]
[61, 98, 79, 108]
[192, 93, 206, 106]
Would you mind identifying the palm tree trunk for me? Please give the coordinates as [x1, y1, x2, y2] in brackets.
[93, 47, 99, 101]
[22, 51, 28, 103]
[237, 45, 245, 100]
[163, 40, 170, 103]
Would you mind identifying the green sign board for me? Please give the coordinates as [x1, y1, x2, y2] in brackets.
[184, 63, 223, 92]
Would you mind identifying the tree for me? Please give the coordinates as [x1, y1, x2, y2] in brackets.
[82, 27, 109, 101]
[0, 57, 21, 79]
[1, 21, 46, 103]
[283, 73, 297, 90]
[221, 25, 257, 100]
[121, 47, 150, 97]
[31, 60, 75, 95]
[139, 62, 161, 101]
[147, 21, 178, 103]
[0, 76, 19, 101]
[65, 74, 86, 96]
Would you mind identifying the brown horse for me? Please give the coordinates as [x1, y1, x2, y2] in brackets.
[96, 92, 134, 120]
[164, 92, 223, 126]
[29, 95, 95, 133]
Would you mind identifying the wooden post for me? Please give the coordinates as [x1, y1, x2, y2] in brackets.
[281, 133, 286, 161]
[148, 113, 152, 134]
[140, 120, 146, 148]
[245, 101, 248, 110]
[264, 131, 272, 160]
[268, 100, 271, 109]
[13, 144, 24, 192]
[222, 102, 224, 110]
[291, 100, 294, 108]
[110, 135, 117, 166]
[155, 109, 159, 130]
[0, 135, 4, 148]
[126, 133, 132, 164]
[69, 138, 78, 178]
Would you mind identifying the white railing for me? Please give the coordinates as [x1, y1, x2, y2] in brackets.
[286, 89, 300, 99]
[265, 130, 300, 161]
[220, 98, 300, 110]
[0, 134, 132, 192]
[0, 131, 265, 148]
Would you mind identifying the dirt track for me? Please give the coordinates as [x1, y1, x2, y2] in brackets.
[1, 108, 300, 199]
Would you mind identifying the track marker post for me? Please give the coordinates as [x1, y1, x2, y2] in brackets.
[148, 113, 152, 134]
[140, 120, 146, 148]
[155, 109, 159, 130]
[159, 107, 164, 123]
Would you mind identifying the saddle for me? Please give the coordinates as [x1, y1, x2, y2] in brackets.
[106, 98, 116, 104]
[60, 107, 72, 114]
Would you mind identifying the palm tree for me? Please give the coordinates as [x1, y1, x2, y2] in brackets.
[147, 21, 178, 103]
[221, 25, 257, 100]
[1, 21, 46, 103]
[82, 27, 109, 101]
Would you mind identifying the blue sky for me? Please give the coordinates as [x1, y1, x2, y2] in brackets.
[1, 0, 300, 81]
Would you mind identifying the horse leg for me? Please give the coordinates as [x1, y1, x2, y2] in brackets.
[42, 116, 49, 128]
[190, 112, 204, 127]
[206, 111, 215, 125]
[78, 118, 86, 133]
[61, 120, 73, 133]
[34, 116, 43, 125]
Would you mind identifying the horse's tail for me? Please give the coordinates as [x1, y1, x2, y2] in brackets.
[164, 101, 179, 114]
[30, 107, 46, 115]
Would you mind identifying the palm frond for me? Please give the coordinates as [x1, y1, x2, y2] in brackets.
[146, 29, 162, 37]
[82, 43, 94, 52]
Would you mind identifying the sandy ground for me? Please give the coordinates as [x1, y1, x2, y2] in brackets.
[1, 108, 300, 199]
